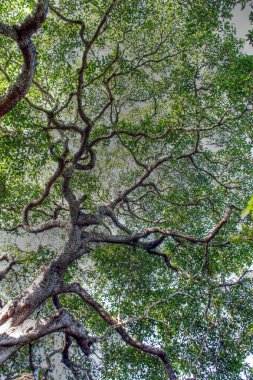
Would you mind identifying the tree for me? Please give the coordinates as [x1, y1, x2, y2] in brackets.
[0, 0, 252, 379]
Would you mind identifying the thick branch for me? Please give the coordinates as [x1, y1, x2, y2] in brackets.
[0, 309, 92, 365]
[0, 254, 16, 282]
[0, 0, 49, 117]
[62, 283, 177, 380]
[89, 206, 234, 246]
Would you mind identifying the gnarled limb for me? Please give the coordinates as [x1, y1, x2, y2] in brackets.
[0, 254, 16, 282]
[88, 206, 233, 246]
[61, 283, 178, 380]
[0, 308, 93, 366]
[0, 0, 49, 117]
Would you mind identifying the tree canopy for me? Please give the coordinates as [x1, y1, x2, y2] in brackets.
[0, 1, 253, 379]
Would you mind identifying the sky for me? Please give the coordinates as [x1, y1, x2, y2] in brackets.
[232, 3, 253, 54]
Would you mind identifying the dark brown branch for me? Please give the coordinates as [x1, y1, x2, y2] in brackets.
[89, 206, 234, 247]
[102, 207, 132, 234]
[62, 335, 80, 380]
[49, 5, 86, 44]
[22, 157, 66, 231]
[76, 0, 120, 129]
[189, 156, 238, 190]
[0, 309, 93, 365]
[108, 154, 172, 209]
[46, 117, 84, 135]
[62, 283, 178, 380]
[0, 228, 90, 365]
[0, 224, 23, 232]
[89, 127, 172, 147]
[0, 0, 49, 117]
[76, 148, 96, 171]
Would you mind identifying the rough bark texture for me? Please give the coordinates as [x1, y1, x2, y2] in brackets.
[0, 0, 49, 117]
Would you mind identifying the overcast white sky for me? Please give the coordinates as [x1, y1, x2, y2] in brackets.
[232, 4, 253, 54]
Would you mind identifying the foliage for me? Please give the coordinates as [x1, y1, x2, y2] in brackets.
[0, 1, 252, 379]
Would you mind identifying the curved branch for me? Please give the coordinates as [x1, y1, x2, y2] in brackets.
[0, 309, 93, 366]
[109, 154, 172, 209]
[22, 157, 66, 231]
[0, 0, 49, 117]
[76, 148, 96, 171]
[76, 0, 120, 128]
[49, 5, 86, 44]
[89, 206, 234, 246]
[0, 254, 16, 282]
[62, 283, 177, 380]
